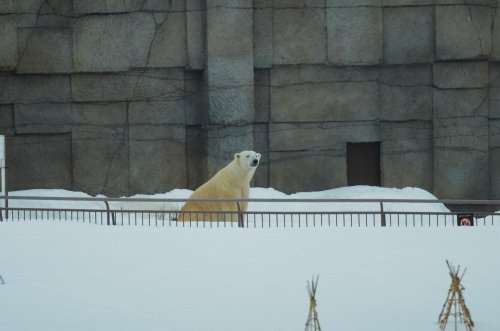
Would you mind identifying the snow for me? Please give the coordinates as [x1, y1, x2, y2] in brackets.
[1, 186, 499, 331]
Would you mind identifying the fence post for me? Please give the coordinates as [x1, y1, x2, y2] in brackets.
[0, 135, 7, 221]
[236, 201, 244, 228]
[380, 202, 386, 227]
[104, 200, 116, 226]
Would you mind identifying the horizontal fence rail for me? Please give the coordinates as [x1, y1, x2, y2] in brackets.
[1, 195, 499, 228]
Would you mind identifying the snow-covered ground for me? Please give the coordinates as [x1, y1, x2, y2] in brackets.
[1, 186, 499, 331]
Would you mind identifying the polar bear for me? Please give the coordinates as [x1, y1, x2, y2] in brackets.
[178, 150, 261, 222]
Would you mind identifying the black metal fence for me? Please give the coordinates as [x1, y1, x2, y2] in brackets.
[1, 195, 499, 227]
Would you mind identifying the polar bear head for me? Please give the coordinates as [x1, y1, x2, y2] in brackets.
[235, 150, 261, 169]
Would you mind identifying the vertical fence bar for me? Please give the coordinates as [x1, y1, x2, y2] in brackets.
[380, 202, 386, 227]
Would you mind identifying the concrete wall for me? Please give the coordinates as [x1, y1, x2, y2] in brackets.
[0, 0, 499, 199]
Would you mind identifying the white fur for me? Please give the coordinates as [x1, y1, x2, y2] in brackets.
[179, 151, 261, 222]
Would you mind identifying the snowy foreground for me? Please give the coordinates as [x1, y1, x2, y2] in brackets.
[1, 186, 499, 331]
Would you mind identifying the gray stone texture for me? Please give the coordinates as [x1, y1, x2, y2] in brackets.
[434, 61, 489, 89]
[381, 121, 433, 191]
[0, 105, 14, 134]
[327, 7, 382, 65]
[253, 4, 273, 68]
[71, 103, 130, 196]
[490, 119, 500, 199]
[1, 1, 500, 200]
[383, 6, 434, 64]
[273, 8, 327, 64]
[380, 65, 433, 121]
[270, 150, 347, 193]
[433, 86, 489, 199]
[17, 28, 72, 73]
[270, 66, 379, 122]
[493, 7, 500, 61]
[71, 69, 184, 102]
[254, 69, 270, 123]
[327, 0, 382, 6]
[0, 16, 17, 70]
[206, 2, 254, 125]
[186, 0, 205, 69]
[0, 75, 71, 104]
[73, 13, 187, 72]
[489, 63, 500, 118]
[269, 121, 379, 192]
[8, 133, 72, 190]
[436, 5, 493, 60]
[129, 100, 186, 194]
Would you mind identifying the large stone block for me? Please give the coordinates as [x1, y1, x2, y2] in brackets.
[186, 0, 205, 69]
[184, 70, 206, 126]
[381, 121, 433, 191]
[71, 69, 184, 102]
[273, 8, 326, 64]
[493, 7, 500, 61]
[383, 6, 434, 64]
[129, 101, 186, 194]
[14, 0, 72, 14]
[73, 13, 157, 72]
[327, 7, 382, 65]
[274, 0, 325, 7]
[0, 105, 14, 133]
[253, 5, 273, 68]
[8, 133, 72, 191]
[380, 65, 432, 121]
[17, 27, 72, 73]
[435, 0, 496, 5]
[489, 63, 500, 118]
[0, 0, 71, 14]
[0, 74, 71, 104]
[433, 88, 488, 118]
[254, 69, 270, 123]
[146, 11, 187, 68]
[433, 61, 489, 89]
[327, 0, 381, 6]
[73, 0, 143, 13]
[270, 122, 379, 151]
[143, 0, 185, 11]
[433, 83, 489, 199]
[490, 119, 500, 199]
[436, 5, 492, 60]
[207, 83, 255, 124]
[0, 16, 17, 70]
[383, 0, 434, 5]
[0, 0, 15, 13]
[269, 150, 346, 193]
[207, 3, 254, 124]
[433, 116, 489, 199]
[14, 103, 73, 134]
[72, 103, 129, 196]
[270, 66, 379, 122]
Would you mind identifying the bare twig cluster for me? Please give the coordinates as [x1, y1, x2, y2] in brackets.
[438, 260, 474, 331]
[305, 275, 322, 331]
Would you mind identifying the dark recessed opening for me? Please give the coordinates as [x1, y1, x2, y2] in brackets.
[346, 142, 381, 186]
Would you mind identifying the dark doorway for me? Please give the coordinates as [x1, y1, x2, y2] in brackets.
[346, 142, 381, 186]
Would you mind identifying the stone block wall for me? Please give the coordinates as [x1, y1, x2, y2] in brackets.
[0, 0, 499, 200]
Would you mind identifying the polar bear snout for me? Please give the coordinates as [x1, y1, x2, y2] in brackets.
[250, 152, 261, 167]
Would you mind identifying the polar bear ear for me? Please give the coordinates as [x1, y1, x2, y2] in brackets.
[234, 153, 240, 159]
